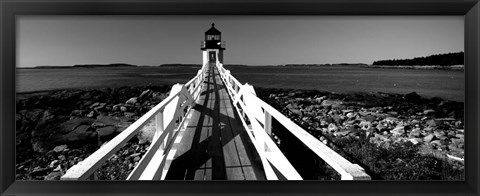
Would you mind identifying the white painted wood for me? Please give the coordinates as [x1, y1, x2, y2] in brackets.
[264, 111, 272, 136]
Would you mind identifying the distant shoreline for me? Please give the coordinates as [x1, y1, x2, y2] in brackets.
[361, 65, 464, 70]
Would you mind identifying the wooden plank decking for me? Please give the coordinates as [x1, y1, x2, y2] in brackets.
[164, 63, 266, 180]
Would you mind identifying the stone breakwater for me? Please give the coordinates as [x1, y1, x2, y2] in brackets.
[255, 88, 464, 180]
[16, 85, 171, 180]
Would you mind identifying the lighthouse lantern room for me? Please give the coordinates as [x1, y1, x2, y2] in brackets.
[201, 23, 225, 65]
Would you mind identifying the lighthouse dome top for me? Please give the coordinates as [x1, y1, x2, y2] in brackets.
[205, 23, 221, 35]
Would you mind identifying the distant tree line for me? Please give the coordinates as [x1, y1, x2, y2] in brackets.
[284, 63, 367, 67]
[372, 52, 464, 66]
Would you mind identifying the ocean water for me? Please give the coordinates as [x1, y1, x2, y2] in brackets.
[16, 65, 465, 102]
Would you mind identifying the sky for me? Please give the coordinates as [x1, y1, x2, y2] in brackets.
[17, 15, 463, 67]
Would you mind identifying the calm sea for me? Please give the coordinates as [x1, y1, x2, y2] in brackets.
[16, 66, 465, 102]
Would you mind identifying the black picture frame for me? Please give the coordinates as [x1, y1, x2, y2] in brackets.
[1, 0, 479, 195]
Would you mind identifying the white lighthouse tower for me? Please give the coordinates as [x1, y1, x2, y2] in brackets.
[201, 23, 225, 65]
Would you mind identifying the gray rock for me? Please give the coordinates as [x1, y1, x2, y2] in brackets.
[423, 109, 436, 115]
[124, 112, 136, 118]
[54, 125, 96, 144]
[455, 133, 464, 139]
[455, 121, 463, 128]
[321, 99, 343, 107]
[423, 134, 436, 143]
[346, 112, 355, 119]
[44, 171, 62, 180]
[363, 115, 376, 122]
[53, 165, 63, 172]
[49, 160, 60, 168]
[90, 102, 101, 109]
[134, 156, 141, 162]
[86, 111, 96, 118]
[408, 138, 423, 145]
[96, 126, 117, 137]
[409, 128, 422, 137]
[120, 106, 128, 112]
[95, 116, 121, 126]
[126, 97, 138, 105]
[327, 123, 339, 132]
[71, 110, 85, 116]
[404, 92, 421, 101]
[392, 126, 405, 136]
[52, 145, 68, 153]
[430, 140, 442, 147]
[334, 130, 351, 137]
[58, 155, 66, 162]
[359, 121, 372, 131]
[376, 123, 387, 131]
[426, 119, 437, 127]
[433, 130, 445, 137]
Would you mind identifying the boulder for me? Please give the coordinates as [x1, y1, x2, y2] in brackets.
[86, 111, 96, 118]
[409, 128, 422, 137]
[423, 134, 436, 143]
[137, 124, 156, 144]
[44, 171, 62, 180]
[125, 97, 138, 105]
[391, 126, 405, 136]
[49, 160, 60, 168]
[332, 115, 343, 124]
[346, 112, 355, 119]
[53, 125, 96, 144]
[408, 138, 423, 145]
[359, 121, 372, 131]
[96, 126, 117, 137]
[423, 109, 436, 115]
[52, 145, 68, 153]
[363, 115, 376, 122]
[70, 110, 85, 116]
[404, 92, 421, 102]
[327, 123, 339, 133]
[95, 115, 122, 126]
[426, 119, 438, 127]
[376, 123, 387, 131]
[120, 106, 128, 112]
[321, 99, 343, 107]
[333, 130, 351, 137]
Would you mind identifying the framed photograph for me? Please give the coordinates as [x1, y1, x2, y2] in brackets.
[1, 0, 479, 195]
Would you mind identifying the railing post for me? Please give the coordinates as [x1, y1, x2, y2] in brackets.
[155, 111, 164, 144]
[264, 111, 272, 137]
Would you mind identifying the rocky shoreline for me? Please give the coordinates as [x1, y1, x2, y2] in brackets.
[16, 85, 465, 180]
[255, 88, 465, 180]
[16, 85, 171, 180]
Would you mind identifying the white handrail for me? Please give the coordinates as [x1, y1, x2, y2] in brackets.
[61, 65, 207, 180]
[215, 63, 371, 180]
